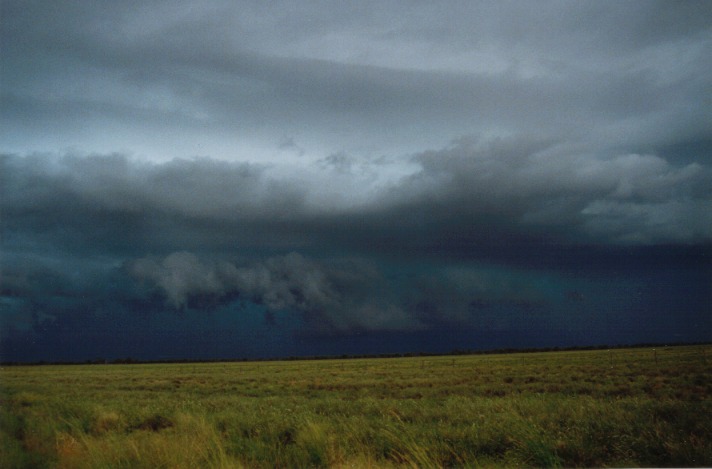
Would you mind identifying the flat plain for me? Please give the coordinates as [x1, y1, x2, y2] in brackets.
[1, 345, 710, 468]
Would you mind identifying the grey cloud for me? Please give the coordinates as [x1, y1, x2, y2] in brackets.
[1, 152, 307, 248]
[128, 251, 423, 333]
[3, 1, 712, 361]
[387, 137, 712, 245]
[278, 136, 305, 157]
[316, 152, 383, 179]
[3, 138, 710, 270]
[0, 151, 310, 260]
[4, 1, 710, 163]
[125, 250, 568, 336]
[318, 152, 356, 173]
[130, 252, 236, 309]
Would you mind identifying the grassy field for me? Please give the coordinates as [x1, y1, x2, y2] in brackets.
[1, 345, 710, 468]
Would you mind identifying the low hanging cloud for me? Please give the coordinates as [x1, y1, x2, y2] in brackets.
[128, 251, 423, 333]
[125, 249, 584, 338]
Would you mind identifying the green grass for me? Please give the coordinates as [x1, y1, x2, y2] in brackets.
[1, 345, 710, 467]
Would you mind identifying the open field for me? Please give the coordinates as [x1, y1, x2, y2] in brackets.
[1, 345, 711, 468]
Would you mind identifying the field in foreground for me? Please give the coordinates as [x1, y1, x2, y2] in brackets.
[1, 345, 710, 468]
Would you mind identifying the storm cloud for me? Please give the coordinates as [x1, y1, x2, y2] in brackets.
[3, 137, 710, 257]
[128, 251, 421, 333]
[1, 1, 711, 361]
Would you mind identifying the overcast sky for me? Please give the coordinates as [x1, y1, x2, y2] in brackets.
[2, 1, 711, 361]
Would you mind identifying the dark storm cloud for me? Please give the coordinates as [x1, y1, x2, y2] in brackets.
[393, 137, 712, 245]
[128, 251, 421, 333]
[299, 138, 712, 257]
[0, 152, 310, 256]
[2, 1, 711, 361]
[3, 143, 710, 263]
[2, 148, 709, 335]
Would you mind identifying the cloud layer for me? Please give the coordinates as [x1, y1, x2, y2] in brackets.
[2, 1, 711, 361]
[3, 1, 711, 164]
[3, 138, 711, 259]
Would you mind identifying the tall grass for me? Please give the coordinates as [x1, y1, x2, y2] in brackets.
[1, 345, 710, 467]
